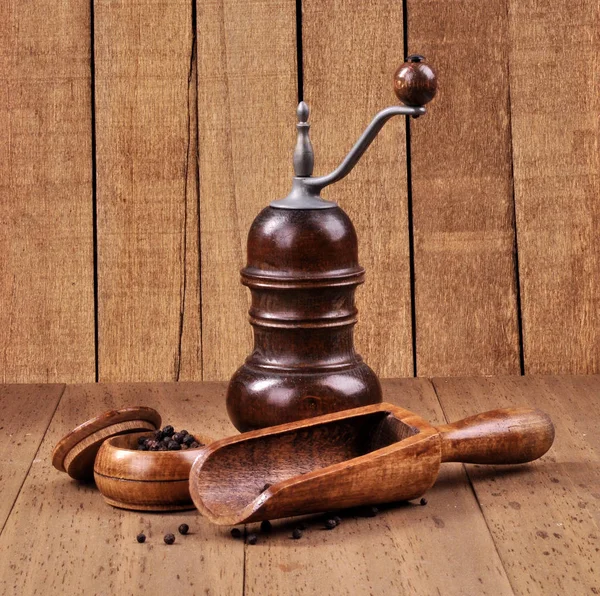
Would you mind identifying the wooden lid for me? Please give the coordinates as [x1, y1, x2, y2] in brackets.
[52, 406, 162, 481]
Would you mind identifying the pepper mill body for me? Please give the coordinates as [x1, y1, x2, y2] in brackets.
[226, 206, 382, 431]
[226, 56, 437, 431]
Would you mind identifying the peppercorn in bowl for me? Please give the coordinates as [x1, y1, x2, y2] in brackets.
[94, 428, 213, 511]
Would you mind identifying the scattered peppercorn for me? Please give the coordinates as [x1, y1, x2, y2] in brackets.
[136, 533, 146, 543]
[361, 506, 378, 517]
[246, 533, 258, 545]
[420, 498, 428, 506]
[178, 524, 189, 535]
[164, 533, 175, 545]
[262, 483, 272, 492]
[296, 522, 307, 531]
[325, 519, 337, 530]
[333, 515, 342, 524]
[260, 520, 272, 533]
[230, 528, 242, 538]
[292, 528, 303, 539]
[162, 425, 175, 437]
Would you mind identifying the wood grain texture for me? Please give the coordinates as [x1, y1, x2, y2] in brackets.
[197, 0, 297, 381]
[302, 0, 413, 377]
[508, 0, 600, 374]
[95, 0, 202, 382]
[244, 378, 514, 596]
[0, 382, 241, 595]
[0, 0, 95, 383]
[0, 384, 64, 531]
[433, 375, 600, 594]
[408, 0, 521, 376]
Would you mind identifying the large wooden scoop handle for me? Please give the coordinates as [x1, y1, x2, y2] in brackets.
[435, 408, 555, 464]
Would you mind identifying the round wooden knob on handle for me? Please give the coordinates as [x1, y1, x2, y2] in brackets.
[435, 408, 555, 465]
[393, 55, 437, 107]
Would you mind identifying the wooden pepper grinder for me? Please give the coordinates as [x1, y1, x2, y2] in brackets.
[227, 56, 437, 431]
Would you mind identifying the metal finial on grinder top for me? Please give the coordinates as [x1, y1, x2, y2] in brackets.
[293, 101, 314, 177]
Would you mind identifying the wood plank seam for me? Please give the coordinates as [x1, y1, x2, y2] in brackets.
[91, 0, 100, 383]
[295, 0, 303, 101]
[430, 378, 517, 596]
[403, 0, 418, 378]
[194, 0, 204, 383]
[406, 117, 417, 377]
[176, 0, 198, 381]
[503, 3, 526, 377]
[0, 384, 67, 537]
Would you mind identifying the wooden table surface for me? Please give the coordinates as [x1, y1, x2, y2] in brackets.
[0, 376, 597, 595]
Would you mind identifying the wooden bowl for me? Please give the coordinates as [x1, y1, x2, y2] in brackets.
[94, 431, 213, 511]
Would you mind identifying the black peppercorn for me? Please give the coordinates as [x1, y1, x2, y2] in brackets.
[153, 429, 164, 441]
[361, 506, 378, 517]
[230, 528, 242, 538]
[333, 515, 342, 524]
[136, 532, 146, 543]
[324, 519, 337, 530]
[137, 443, 149, 451]
[420, 497, 428, 506]
[292, 528, 302, 539]
[189, 441, 200, 449]
[162, 425, 175, 437]
[182, 434, 194, 446]
[167, 440, 181, 451]
[180, 429, 189, 436]
[137, 436, 148, 446]
[164, 533, 175, 545]
[172, 432, 185, 444]
[260, 520, 272, 533]
[262, 483, 272, 492]
[178, 524, 189, 535]
[246, 533, 258, 545]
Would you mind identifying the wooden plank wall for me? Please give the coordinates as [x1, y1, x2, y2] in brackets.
[0, 0, 95, 383]
[303, 0, 413, 378]
[1, 0, 598, 383]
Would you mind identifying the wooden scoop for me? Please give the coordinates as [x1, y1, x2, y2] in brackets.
[189, 403, 554, 525]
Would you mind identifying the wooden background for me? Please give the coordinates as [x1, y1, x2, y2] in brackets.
[1, 0, 598, 384]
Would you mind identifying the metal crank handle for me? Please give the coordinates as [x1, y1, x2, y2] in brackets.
[304, 54, 437, 193]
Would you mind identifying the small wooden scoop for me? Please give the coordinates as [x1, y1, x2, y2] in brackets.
[189, 403, 554, 525]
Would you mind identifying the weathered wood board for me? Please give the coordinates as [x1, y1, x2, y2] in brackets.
[303, 0, 414, 377]
[95, 0, 202, 381]
[0, 0, 95, 383]
[407, 0, 521, 376]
